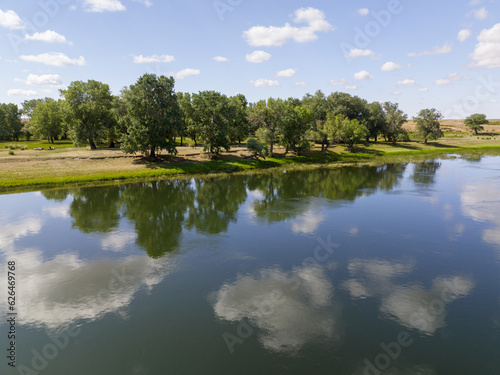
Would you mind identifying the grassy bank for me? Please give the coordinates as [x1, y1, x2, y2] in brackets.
[1, 135, 500, 194]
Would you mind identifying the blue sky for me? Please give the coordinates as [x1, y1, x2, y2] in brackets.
[0, 0, 499, 119]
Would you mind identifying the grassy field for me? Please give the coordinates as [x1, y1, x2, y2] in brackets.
[1, 123, 500, 193]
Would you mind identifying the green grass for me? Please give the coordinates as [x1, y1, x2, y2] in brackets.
[2, 139, 500, 194]
[0, 139, 74, 150]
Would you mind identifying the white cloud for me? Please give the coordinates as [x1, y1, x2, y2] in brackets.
[473, 7, 488, 20]
[457, 29, 471, 42]
[133, 54, 175, 63]
[83, 0, 126, 12]
[329, 78, 347, 86]
[392, 91, 401, 95]
[435, 79, 451, 86]
[8, 89, 40, 97]
[246, 50, 271, 63]
[417, 88, 429, 92]
[381, 61, 402, 71]
[294, 81, 308, 87]
[408, 43, 452, 57]
[25, 30, 71, 44]
[276, 68, 297, 78]
[101, 231, 137, 252]
[42, 204, 70, 219]
[0, 9, 24, 30]
[446, 72, 470, 81]
[20, 53, 86, 67]
[291, 207, 324, 234]
[397, 78, 416, 87]
[175, 68, 200, 79]
[347, 48, 375, 59]
[212, 56, 228, 62]
[0, 249, 175, 330]
[243, 7, 333, 47]
[132, 0, 152, 7]
[0, 217, 42, 247]
[213, 265, 338, 353]
[345, 85, 358, 90]
[251, 79, 281, 87]
[357, 8, 369, 16]
[25, 74, 62, 86]
[470, 23, 500, 68]
[354, 70, 373, 80]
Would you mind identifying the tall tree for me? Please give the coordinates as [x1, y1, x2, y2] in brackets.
[248, 98, 287, 156]
[280, 103, 313, 154]
[302, 90, 329, 152]
[414, 108, 444, 144]
[227, 94, 249, 144]
[325, 113, 368, 152]
[61, 80, 114, 149]
[191, 91, 231, 156]
[382, 102, 408, 144]
[30, 99, 64, 143]
[0, 104, 23, 141]
[121, 74, 182, 158]
[465, 113, 488, 135]
[365, 101, 386, 142]
[326, 92, 369, 125]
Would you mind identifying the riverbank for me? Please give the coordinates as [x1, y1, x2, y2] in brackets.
[1, 134, 500, 194]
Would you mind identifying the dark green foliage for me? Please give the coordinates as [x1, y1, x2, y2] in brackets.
[121, 74, 182, 158]
[60, 80, 114, 149]
[414, 108, 443, 144]
[465, 113, 488, 135]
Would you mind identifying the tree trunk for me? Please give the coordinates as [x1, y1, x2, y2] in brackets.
[180, 135, 183, 146]
[474, 128, 478, 135]
[150, 146, 155, 158]
[424, 138, 428, 145]
[88, 135, 97, 150]
[108, 140, 115, 148]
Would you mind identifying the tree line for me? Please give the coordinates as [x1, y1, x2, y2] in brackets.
[0, 74, 491, 157]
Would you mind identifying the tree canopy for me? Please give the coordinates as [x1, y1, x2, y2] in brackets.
[121, 74, 181, 158]
[414, 108, 443, 144]
[60, 80, 114, 149]
[465, 113, 488, 135]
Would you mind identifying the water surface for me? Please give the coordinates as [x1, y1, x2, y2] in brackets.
[1, 156, 500, 374]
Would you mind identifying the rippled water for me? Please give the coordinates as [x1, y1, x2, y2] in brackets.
[1, 156, 500, 374]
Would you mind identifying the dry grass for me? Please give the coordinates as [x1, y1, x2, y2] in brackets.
[2, 132, 500, 192]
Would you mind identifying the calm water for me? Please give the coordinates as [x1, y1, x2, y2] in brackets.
[1, 156, 500, 375]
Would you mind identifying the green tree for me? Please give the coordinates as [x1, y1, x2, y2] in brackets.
[29, 99, 64, 143]
[61, 80, 114, 149]
[302, 90, 329, 152]
[465, 113, 488, 135]
[248, 98, 287, 156]
[0, 104, 23, 141]
[227, 94, 249, 144]
[365, 101, 386, 142]
[414, 108, 444, 144]
[21, 98, 48, 119]
[191, 91, 231, 156]
[121, 74, 181, 158]
[382, 102, 408, 144]
[280, 103, 313, 154]
[326, 92, 369, 125]
[326, 114, 368, 152]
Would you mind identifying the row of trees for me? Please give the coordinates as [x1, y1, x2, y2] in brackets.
[1, 74, 492, 156]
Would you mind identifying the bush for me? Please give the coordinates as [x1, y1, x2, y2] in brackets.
[8, 150, 14, 155]
[247, 138, 269, 158]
